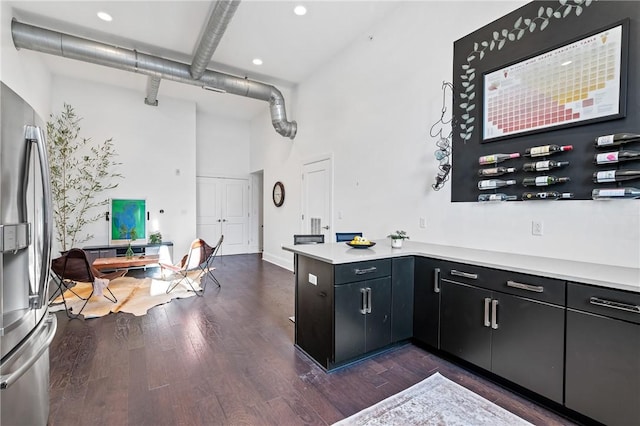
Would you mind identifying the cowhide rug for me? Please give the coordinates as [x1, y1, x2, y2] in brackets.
[50, 273, 202, 318]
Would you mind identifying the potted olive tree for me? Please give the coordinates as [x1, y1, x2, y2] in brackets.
[387, 230, 409, 248]
[47, 103, 121, 252]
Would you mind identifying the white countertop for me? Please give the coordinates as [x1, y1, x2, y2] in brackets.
[282, 240, 640, 293]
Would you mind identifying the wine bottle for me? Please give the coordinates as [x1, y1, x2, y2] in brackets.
[592, 187, 640, 199]
[522, 176, 570, 187]
[593, 170, 640, 183]
[478, 153, 520, 165]
[521, 191, 574, 200]
[523, 160, 569, 172]
[594, 133, 640, 147]
[594, 150, 640, 165]
[477, 179, 517, 190]
[478, 167, 516, 177]
[478, 193, 518, 202]
[524, 145, 573, 157]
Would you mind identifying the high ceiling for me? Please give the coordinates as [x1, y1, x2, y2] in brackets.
[7, 1, 400, 120]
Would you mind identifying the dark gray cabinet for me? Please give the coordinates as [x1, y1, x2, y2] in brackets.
[391, 257, 414, 342]
[295, 255, 334, 368]
[439, 263, 565, 403]
[413, 257, 441, 348]
[565, 283, 640, 426]
[296, 256, 411, 370]
[335, 276, 391, 363]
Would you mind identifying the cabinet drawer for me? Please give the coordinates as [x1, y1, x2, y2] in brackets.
[490, 269, 565, 305]
[335, 259, 391, 285]
[568, 282, 640, 324]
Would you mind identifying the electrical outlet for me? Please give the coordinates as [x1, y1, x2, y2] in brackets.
[532, 220, 543, 236]
[419, 217, 426, 228]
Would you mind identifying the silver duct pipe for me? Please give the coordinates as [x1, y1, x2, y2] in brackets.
[11, 19, 297, 139]
[190, 0, 240, 80]
[145, 76, 161, 106]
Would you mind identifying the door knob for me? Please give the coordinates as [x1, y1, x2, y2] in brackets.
[322, 225, 330, 230]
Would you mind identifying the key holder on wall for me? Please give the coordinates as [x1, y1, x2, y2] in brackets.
[430, 81, 454, 191]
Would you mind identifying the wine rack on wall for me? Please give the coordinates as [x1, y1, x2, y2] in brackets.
[451, 0, 640, 202]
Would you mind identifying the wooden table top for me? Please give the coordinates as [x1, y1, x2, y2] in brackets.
[92, 255, 160, 271]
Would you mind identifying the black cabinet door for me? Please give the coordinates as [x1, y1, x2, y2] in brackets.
[413, 257, 441, 348]
[440, 279, 492, 370]
[391, 257, 414, 342]
[565, 310, 640, 426]
[365, 277, 392, 353]
[334, 282, 367, 363]
[491, 294, 565, 404]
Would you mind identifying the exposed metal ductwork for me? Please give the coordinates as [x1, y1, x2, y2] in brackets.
[11, 19, 297, 139]
[145, 76, 161, 106]
[190, 0, 240, 80]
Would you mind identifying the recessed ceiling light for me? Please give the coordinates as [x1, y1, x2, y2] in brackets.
[252, 58, 263, 66]
[97, 11, 112, 22]
[294, 5, 307, 16]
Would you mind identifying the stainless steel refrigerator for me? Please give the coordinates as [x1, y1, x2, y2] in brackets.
[1, 82, 57, 425]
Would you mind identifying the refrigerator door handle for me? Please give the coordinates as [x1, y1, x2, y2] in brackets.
[26, 125, 53, 309]
[0, 315, 57, 390]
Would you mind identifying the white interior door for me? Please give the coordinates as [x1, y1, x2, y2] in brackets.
[197, 177, 249, 255]
[302, 158, 332, 242]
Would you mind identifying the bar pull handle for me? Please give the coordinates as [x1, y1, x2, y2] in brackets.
[366, 288, 372, 314]
[506, 280, 544, 293]
[360, 288, 367, 314]
[483, 298, 491, 327]
[491, 299, 499, 329]
[355, 266, 377, 275]
[1, 315, 56, 389]
[451, 269, 478, 280]
[589, 297, 640, 314]
[433, 268, 441, 293]
[27, 126, 53, 309]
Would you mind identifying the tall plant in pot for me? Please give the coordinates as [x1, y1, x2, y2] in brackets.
[47, 103, 122, 252]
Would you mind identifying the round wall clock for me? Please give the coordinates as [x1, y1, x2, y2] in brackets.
[272, 181, 285, 207]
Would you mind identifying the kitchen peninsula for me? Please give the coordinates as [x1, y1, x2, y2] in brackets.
[283, 240, 640, 425]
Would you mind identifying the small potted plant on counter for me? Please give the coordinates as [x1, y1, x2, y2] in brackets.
[388, 230, 409, 248]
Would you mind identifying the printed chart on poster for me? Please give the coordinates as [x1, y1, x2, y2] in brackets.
[483, 23, 624, 141]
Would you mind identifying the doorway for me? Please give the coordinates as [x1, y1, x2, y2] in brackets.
[196, 176, 249, 255]
[301, 157, 333, 242]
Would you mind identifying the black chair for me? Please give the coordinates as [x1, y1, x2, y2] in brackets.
[50, 248, 124, 318]
[293, 234, 325, 245]
[336, 232, 362, 242]
[159, 235, 223, 296]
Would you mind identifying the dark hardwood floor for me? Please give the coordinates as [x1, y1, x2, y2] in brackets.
[48, 254, 577, 425]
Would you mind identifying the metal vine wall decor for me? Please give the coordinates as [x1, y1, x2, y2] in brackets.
[458, 0, 597, 143]
[431, 81, 453, 191]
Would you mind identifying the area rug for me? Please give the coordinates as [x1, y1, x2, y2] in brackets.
[50, 274, 202, 318]
[333, 372, 532, 426]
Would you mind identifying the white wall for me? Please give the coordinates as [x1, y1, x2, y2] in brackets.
[253, 1, 640, 271]
[196, 111, 250, 176]
[1, 1, 52, 119]
[49, 75, 197, 257]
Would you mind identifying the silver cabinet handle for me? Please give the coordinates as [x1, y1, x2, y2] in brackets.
[355, 266, 377, 275]
[451, 269, 478, 280]
[589, 297, 640, 314]
[433, 268, 441, 293]
[506, 280, 544, 293]
[491, 299, 499, 329]
[366, 287, 372, 314]
[360, 288, 367, 314]
[484, 298, 491, 327]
